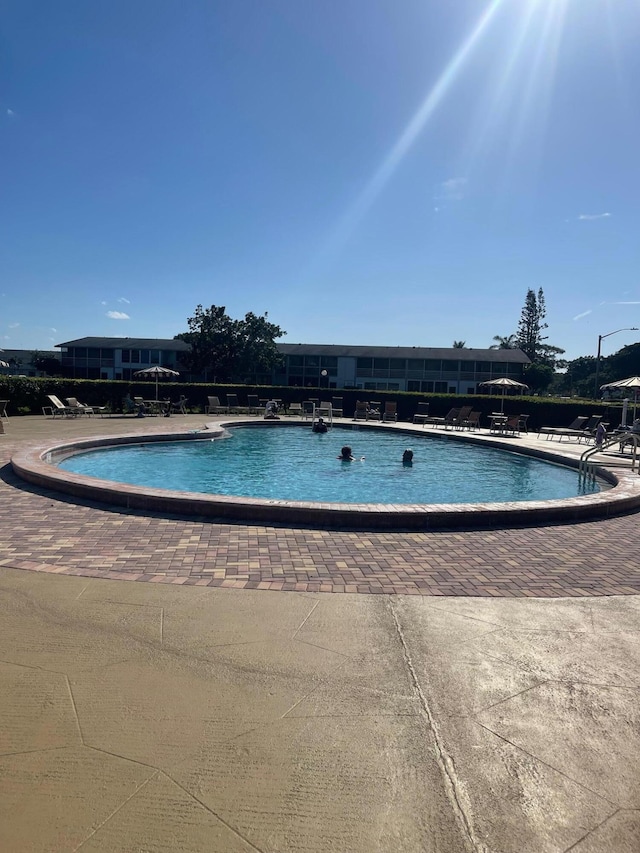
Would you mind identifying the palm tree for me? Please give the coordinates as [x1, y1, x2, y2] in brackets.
[452, 340, 466, 348]
[490, 334, 518, 350]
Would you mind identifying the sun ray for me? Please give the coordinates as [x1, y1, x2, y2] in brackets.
[309, 0, 506, 269]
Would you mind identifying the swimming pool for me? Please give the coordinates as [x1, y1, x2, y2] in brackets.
[57, 424, 599, 505]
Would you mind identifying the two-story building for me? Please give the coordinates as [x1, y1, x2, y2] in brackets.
[56, 337, 530, 393]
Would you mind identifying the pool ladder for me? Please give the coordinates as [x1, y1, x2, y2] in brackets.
[579, 433, 640, 484]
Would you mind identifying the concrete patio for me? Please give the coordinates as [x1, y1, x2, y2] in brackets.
[1, 415, 639, 851]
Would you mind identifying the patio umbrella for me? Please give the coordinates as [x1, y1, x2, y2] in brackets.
[600, 376, 640, 422]
[0, 361, 9, 368]
[133, 365, 180, 400]
[479, 377, 529, 413]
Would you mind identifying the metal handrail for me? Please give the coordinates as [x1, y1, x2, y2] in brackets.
[579, 432, 640, 480]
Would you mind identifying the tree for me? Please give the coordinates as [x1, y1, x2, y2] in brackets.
[452, 340, 466, 348]
[490, 334, 518, 350]
[516, 288, 548, 361]
[524, 362, 554, 393]
[514, 288, 565, 368]
[31, 351, 62, 376]
[176, 305, 286, 382]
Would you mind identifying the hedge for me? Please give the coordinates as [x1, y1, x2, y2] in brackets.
[0, 376, 618, 431]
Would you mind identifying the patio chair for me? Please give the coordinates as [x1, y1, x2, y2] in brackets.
[287, 402, 303, 417]
[47, 395, 78, 418]
[382, 401, 397, 422]
[170, 395, 188, 415]
[502, 415, 522, 435]
[302, 401, 315, 419]
[413, 402, 430, 424]
[205, 396, 227, 414]
[517, 414, 530, 433]
[464, 410, 482, 430]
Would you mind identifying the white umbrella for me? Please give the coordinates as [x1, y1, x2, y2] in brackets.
[0, 360, 9, 368]
[134, 365, 180, 400]
[600, 376, 640, 421]
[479, 377, 529, 412]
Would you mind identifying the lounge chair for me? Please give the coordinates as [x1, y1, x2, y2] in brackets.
[287, 402, 303, 417]
[450, 405, 473, 429]
[225, 394, 246, 414]
[413, 402, 430, 424]
[317, 401, 332, 419]
[205, 396, 227, 414]
[367, 402, 381, 421]
[246, 394, 260, 415]
[354, 400, 368, 420]
[331, 397, 344, 418]
[577, 416, 607, 444]
[382, 401, 397, 422]
[538, 416, 589, 441]
[302, 401, 315, 419]
[47, 394, 78, 418]
[65, 397, 94, 416]
[424, 407, 460, 429]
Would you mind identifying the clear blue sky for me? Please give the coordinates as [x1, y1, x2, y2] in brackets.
[2, 0, 640, 361]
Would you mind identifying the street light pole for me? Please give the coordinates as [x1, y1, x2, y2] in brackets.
[594, 327, 639, 399]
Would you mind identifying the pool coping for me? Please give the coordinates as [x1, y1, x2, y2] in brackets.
[10, 418, 640, 530]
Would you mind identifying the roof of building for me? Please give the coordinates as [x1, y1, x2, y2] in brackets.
[56, 337, 191, 351]
[276, 343, 530, 362]
[0, 349, 59, 361]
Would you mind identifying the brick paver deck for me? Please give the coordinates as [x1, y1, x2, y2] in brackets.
[2, 415, 640, 597]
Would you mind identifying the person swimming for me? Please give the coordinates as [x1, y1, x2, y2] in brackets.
[338, 445, 355, 461]
[312, 417, 328, 433]
[402, 448, 414, 466]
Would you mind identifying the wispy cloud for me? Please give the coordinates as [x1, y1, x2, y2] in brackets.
[613, 301, 640, 305]
[438, 177, 467, 201]
[50, 327, 57, 333]
[106, 311, 130, 320]
[117, 297, 130, 304]
[578, 212, 611, 221]
[8, 322, 20, 329]
[6, 109, 15, 117]
[573, 310, 592, 321]
[100, 300, 107, 306]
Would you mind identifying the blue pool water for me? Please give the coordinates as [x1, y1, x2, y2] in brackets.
[58, 425, 599, 505]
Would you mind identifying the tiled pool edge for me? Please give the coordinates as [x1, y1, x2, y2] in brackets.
[10, 419, 640, 530]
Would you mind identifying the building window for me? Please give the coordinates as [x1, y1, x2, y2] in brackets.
[131, 350, 140, 363]
[320, 356, 337, 368]
[122, 350, 130, 363]
[140, 350, 150, 364]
